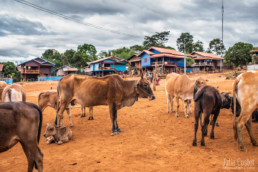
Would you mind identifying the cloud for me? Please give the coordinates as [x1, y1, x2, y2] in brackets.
[0, 0, 258, 62]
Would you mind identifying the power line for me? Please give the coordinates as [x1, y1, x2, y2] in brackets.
[14, 0, 142, 38]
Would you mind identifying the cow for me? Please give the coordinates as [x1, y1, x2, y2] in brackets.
[56, 71, 155, 135]
[0, 102, 43, 172]
[0, 81, 7, 101]
[43, 123, 72, 145]
[233, 70, 258, 151]
[1, 84, 26, 102]
[166, 73, 208, 118]
[38, 91, 93, 127]
[192, 85, 228, 146]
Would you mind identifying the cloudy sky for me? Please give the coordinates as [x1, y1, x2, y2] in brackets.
[1, 0, 258, 63]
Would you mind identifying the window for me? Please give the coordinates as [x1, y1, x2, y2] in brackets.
[144, 58, 147, 63]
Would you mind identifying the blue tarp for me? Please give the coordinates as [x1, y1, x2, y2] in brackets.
[38, 76, 62, 81]
[4, 79, 13, 84]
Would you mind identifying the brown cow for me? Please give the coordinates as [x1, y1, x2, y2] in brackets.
[38, 91, 93, 127]
[0, 81, 7, 101]
[233, 70, 258, 151]
[0, 102, 43, 172]
[166, 73, 207, 118]
[1, 84, 26, 102]
[56, 71, 155, 135]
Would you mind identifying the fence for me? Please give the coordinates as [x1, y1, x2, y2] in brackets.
[38, 76, 63, 81]
[0, 78, 13, 84]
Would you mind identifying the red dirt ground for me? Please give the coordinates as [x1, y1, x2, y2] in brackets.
[0, 72, 257, 171]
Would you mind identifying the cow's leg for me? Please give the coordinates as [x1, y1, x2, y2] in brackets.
[56, 101, 70, 127]
[20, 142, 43, 172]
[235, 112, 250, 151]
[210, 111, 219, 139]
[245, 117, 258, 146]
[166, 93, 171, 113]
[201, 112, 209, 146]
[88, 106, 94, 120]
[80, 105, 85, 117]
[66, 107, 73, 128]
[175, 97, 180, 118]
[109, 104, 119, 135]
[184, 100, 188, 118]
[193, 108, 201, 146]
[187, 99, 192, 115]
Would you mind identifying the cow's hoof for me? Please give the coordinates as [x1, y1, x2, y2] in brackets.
[111, 131, 119, 136]
[80, 115, 85, 118]
[192, 141, 197, 146]
[201, 141, 205, 146]
[57, 141, 63, 145]
[117, 128, 122, 132]
[88, 117, 94, 120]
[175, 114, 179, 118]
[70, 125, 74, 128]
[251, 140, 258, 146]
[172, 110, 176, 113]
[185, 115, 189, 118]
[239, 145, 247, 152]
[210, 134, 214, 139]
[216, 123, 219, 127]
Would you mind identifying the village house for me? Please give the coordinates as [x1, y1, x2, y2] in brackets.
[56, 65, 78, 76]
[190, 51, 223, 71]
[89, 56, 127, 76]
[18, 57, 55, 81]
[0, 64, 3, 78]
[128, 47, 190, 74]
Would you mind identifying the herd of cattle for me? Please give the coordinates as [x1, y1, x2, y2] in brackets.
[0, 70, 257, 171]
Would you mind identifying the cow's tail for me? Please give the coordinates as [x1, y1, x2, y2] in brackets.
[193, 86, 206, 102]
[233, 78, 240, 121]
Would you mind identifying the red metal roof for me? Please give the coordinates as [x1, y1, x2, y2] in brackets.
[191, 51, 222, 60]
[149, 47, 184, 56]
[150, 53, 185, 59]
[89, 56, 126, 64]
[250, 49, 258, 53]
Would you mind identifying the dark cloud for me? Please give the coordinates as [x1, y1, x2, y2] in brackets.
[0, 15, 50, 36]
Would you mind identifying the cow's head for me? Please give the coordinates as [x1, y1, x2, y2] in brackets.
[136, 70, 155, 100]
[43, 123, 57, 138]
[195, 77, 208, 88]
[220, 92, 232, 109]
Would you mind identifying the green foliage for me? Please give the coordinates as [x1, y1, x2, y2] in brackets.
[186, 57, 195, 66]
[0, 62, 20, 81]
[111, 47, 135, 60]
[224, 42, 253, 67]
[143, 31, 170, 49]
[176, 32, 194, 52]
[193, 40, 204, 52]
[98, 50, 112, 59]
[77, 43, 97, 62]
[209, 38, 225, 56]
[41, 49, 63, 68]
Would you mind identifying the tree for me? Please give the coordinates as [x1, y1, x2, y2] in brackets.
[41, 49, 63, 68]
[143, 31, 170, 49]
[130, 44, 145, 54]
[0, 62, 20, 81]
[98, 50, 112, 58]
[63, 49, 76, 65]
[186, 57, 195, 66]
[111, 47, 135, 60]
[77, 43, 97, 62]
[209, 38, 225, 56]
[176, 32, 194, 52]
[193, 40, 204, 52]
[224, 42, 253, 68]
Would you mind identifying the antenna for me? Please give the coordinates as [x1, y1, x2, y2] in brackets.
[220, 0, 224, 72]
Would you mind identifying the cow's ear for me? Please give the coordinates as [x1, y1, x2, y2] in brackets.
[226, 92, 231, 95]
[140, 69, 143, 79]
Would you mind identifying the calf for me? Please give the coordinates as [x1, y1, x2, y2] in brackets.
[192, 86, 225, 146]
[43, 123, 72, 145]
[0, 102, 43, 172]
[233, 70, 258, 151]
[1, 84, 26, 102]
[38, 91, 93, 127]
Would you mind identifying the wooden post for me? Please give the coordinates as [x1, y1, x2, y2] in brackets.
[153, 62, 158, 91]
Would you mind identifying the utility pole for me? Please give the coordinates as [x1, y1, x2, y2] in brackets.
[184, 38, 186, 74]
[220, 0, 224, 72]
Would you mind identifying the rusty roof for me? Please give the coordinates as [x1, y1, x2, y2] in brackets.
[149, 47, 184, 56]
[191, 51, 222, 60]
[250, 49, 258, 53]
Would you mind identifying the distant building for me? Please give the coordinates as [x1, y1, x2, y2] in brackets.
[129, 47, 189, 74]
[18, 57, 55, 81]
[190, 52, 223, 71]
[89, 56, 127, 76]
[56, 65, 78, 76]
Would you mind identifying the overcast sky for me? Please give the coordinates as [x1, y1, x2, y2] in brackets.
[1, 0, 258, 63]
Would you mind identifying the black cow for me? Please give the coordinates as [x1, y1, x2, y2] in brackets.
[0, 102, 43, 172]
[192, 86, 226, 146]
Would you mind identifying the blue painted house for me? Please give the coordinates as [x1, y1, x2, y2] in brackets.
[134, 47, 188, 73]
[89, 56, 127, 76]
